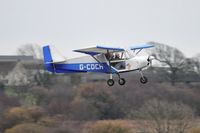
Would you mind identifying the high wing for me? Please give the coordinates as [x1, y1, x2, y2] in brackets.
[130, 43, 154, 55]
[73, 45, 125, 55]
[73, 45, 125, 74]
[130, 43, 154, 50]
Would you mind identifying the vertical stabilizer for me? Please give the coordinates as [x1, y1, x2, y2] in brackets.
[43, 45, 66, 63]
[43, 45, 53, 63]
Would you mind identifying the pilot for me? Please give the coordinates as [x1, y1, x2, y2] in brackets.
[110, 53, 115, 60]
[105, 53, 110, 59]
[115, 53, 120, 60]
[105, 53, 114, 60]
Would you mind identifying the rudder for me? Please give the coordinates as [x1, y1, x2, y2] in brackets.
[43, 45, 53, 64]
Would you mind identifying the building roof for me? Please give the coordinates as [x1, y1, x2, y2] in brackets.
[0, 55, 34, 62]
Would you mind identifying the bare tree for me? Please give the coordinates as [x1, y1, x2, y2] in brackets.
[149, 42, 186, 85]
[193, 53, 200, 75]
[136, 99, 195, 133]
[17, 44, 42, 59]
[17, 44, 52, 86]
[6, 62, 31, 86]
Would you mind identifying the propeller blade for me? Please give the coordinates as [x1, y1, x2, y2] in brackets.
[147, 55, 154, 67]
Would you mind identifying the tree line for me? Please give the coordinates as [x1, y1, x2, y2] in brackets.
[0, 43, 199, 133]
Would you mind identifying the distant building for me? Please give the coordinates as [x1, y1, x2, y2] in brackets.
[0, 55, 43, 86]
[0, 55, 34, 62]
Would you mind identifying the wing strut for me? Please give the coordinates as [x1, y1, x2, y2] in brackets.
[91, 55, 101, 63]
[107, 50, 112, 74]
[136, 48, 143, 55]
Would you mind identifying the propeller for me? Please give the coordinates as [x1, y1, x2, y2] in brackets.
[147, 55, 155, 67]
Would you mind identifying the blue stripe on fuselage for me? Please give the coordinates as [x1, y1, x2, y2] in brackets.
[44, 63, 117, 73]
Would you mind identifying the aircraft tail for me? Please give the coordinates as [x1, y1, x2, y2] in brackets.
[42, 45, 66, 64]
[42, 45, 66, 72]
[43, 45, 53, 64]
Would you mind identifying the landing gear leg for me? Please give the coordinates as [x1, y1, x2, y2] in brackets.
[139, 69, 148, 84]
[107, 74, 114, 86]
[117, 73, 126, 85]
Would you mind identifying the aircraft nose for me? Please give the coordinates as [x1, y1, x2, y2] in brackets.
[147, 55, 155, 66]
[147, 55, 155, 62]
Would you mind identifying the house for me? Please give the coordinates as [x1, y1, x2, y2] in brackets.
[0, 55, 34, 62]
[0, 55, 43, 86]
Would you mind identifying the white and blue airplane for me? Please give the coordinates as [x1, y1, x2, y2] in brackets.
[43, 44, 154, 86]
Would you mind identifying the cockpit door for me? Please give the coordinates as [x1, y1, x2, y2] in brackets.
[109, 51, 130, 71]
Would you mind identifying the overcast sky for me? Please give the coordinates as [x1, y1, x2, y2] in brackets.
[0, 0, 199, 58]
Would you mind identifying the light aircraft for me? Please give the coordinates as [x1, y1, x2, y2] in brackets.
[43, 44, 154, 86]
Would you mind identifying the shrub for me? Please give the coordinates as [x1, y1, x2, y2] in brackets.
[136, 99, 195, 133]
[7, 106, 44, 122]
[69, 98, 99, 120]
[88, 120, 131, 133]
[79, 84, 125, 119]
[38, 115, 63, 127]
[188, 127, 200, 133]
[0, 106, 44, 131]
[4, 123, 48, 133]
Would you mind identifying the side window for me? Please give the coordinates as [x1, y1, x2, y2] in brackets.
[106, 52, 122, 61]
[105, 51, 130, 61]
[110, 51, 129, 70]
[113, 51, 129, 60]
[121, 51, 130, 60]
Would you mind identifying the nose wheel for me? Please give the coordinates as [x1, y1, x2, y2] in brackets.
[139, 69, 148, 84]
[140, 76, 148, 84]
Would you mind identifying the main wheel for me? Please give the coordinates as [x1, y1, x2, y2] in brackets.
[107, 79, 115, 86]
[118, 78, 126, 85]
[140, 76, 148, 84]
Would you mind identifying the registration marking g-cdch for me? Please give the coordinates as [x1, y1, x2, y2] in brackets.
[79, 63, 104, 70]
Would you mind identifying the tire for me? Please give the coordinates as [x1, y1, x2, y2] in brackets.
[118, 78, 126, 85]
[140, 76, 148, 84]
[107, 79, 114, 86]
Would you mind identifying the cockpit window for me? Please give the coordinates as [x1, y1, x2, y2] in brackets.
[105, 51, 130, 61]
[120, 51, 130, 60]
[104, 51, 130, 70]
